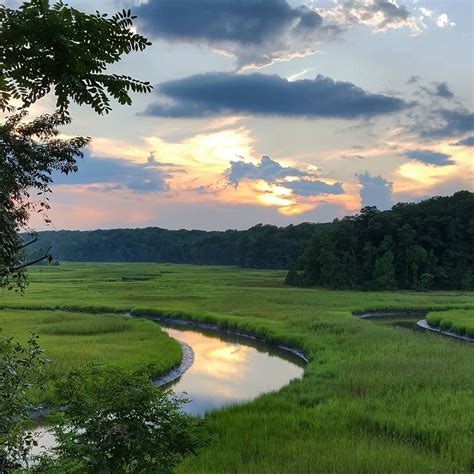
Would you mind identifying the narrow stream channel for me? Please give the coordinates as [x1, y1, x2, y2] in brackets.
[31, 321, 305, 458]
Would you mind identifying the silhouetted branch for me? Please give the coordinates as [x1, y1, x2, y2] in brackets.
[12, 246, 52, 272]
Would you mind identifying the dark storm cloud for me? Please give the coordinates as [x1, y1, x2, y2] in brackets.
[226, 155, 309, 186]
[405, 150, 454, 166]
[53, 154, 171, 193]
[143, 73, 408, 119]
[454, 136, 474, 147]
[284, 179, 344, 196]
[357, 172, 393, 210]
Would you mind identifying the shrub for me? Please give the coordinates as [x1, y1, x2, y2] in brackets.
[0, 335, 48, 470]
[35, 368, 205, 473]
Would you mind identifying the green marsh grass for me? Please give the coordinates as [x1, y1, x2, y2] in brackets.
[0, 309, 182, 403]
[1, 262, 473, 472]
[427, 309, 474, 337]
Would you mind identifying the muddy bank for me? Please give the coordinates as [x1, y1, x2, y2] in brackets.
[154, 338, 195, 386]
[417, 319, 474, 343]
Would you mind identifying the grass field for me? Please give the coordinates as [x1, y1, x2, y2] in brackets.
[0, 309, 182, 403]
[1, 262, 473, 472]
[426, 309, 474, 337]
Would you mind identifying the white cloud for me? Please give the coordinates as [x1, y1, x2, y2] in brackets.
[436, 14, 455, 28]
[418, 7, 432, 18]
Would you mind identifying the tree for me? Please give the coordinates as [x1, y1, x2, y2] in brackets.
[374, 251, 396, 290]
[374, 236, 396, 290]
[0, 0, 153, 291]
[0, 112, 89, 291]
[0, 335, 48, 471]
[289, 191, 474, 291]
[0, 1, 152, 115]
[36, 368, 203, 473]
[406, 244, 428, 289]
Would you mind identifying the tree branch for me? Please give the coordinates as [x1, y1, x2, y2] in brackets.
[11, 246, 52, 272]
[18, 236, 39, 250]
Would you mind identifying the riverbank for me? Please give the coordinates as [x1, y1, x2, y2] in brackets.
[354, 310, 474, 343]
[417, 319, 474, 342]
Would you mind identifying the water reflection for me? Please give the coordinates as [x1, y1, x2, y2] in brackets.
[29, 323, 305, 459]
[161, 326, 305, 416]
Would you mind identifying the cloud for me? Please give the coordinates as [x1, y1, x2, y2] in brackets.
[225, 155, 344, 198]
[284, 179, 344, 196]
[421, 109, 474, 138]
[407, 75, 420, 84]
[435, 82, 454, 99]
[357, 172, 393, 210]
[436, 13, 455, 28]
[226, 155, 309, 186]
[454, 136, 474, 147]
[405, 150, 454, 166]
[133, 0, 326, 69]
[131, 0, 428, 69]
[53, 153, 172, 194]
[320, 0, 419, 34]
[143, 72, 408, 119]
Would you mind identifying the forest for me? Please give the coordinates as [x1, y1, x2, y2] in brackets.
[28, 223, 323, 269]
[29, 191, 474, 290]
[288, 190, 474, 290]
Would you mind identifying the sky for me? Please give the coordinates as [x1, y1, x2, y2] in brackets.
[12, 0, 474, 231]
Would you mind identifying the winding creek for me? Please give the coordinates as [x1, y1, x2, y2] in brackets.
[355, 311, 474, 343]
[158, 323, 305, 415]
[31, 309, 472, 459]
[31, 319, 306, 458]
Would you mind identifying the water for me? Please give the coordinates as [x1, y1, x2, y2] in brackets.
[160, 325, 305, 416]
[30, 322, 305, 458]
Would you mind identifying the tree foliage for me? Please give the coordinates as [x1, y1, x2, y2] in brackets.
[26, 222, 323, 270]
[1, 112, 89, 291]
[35, 368, 203, 473]
[0, 334, 48, 471]
[0, 0, 152, 291]
[0, 0, 152, 115]
[289, 191, 474, 291]
[25, 192, 474, 292]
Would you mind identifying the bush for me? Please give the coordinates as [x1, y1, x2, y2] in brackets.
[0, 335, 48, 470]
[36, 368, 204, 473]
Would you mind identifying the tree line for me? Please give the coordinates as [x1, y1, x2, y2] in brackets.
[27, 223, 323, 269]
[287, 190, 474, 291]
[29, 191, 473, 291]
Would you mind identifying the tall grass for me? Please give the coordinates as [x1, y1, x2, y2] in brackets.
[1, 262, 473, 472]
[427, 309, 474, 337]
[0, 309, 182, 403]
